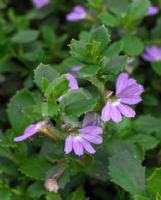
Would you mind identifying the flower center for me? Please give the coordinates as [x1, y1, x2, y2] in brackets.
[109, 96, 120, 106]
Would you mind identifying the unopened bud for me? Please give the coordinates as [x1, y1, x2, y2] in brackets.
[44, 178, 59, 193]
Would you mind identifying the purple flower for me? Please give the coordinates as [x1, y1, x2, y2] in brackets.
[101, 73, 144, 123]
[71, 66, 81, 72]
[141, 46, 161, 62]
[14, 121, 47, 142]
[64, 125, 103, 156]
[66, 5, 86, 22]
[147, 6, 159, 16]
[32, 0, 49, 8]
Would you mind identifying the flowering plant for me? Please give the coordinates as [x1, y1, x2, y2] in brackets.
[0, 0, 161, 199]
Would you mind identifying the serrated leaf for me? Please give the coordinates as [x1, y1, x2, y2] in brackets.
[45, 75, 69, 100]
[90, 25, 111, 50]
[27, 182, 46, 198]
[147, 168, 161, 195]
[20, 157, 52, 180]
[107, 0, 130, 16]
[109, 141, 145, 195]
[12, 30, 39, 44]
[34, 63, 59, 91]
[61, 89, 97, 117]
[7, 89, 35, 134]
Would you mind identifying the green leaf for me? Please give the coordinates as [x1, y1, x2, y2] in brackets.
[19, 157, 52, 180]
[34, 102, 59, 118]
[107, 0, 130, 16]
[103, 41, 121, 58]
[69, 39, 87, 62]
[90, 25, 111, 50]
[102, 55, 128, 74]
[7, 89, 35, 134]
[61, 89, 97, 117]
[80, 64, 101, 77]
[67, 187, 85, 200]
[12, 30, 39, 44]
[126, 134, 159, 150]
[34, 63, 59, 91]
[99, 12, 120, 27]
[46, 193, 62, 200]
[0, 188, 11, 200]
[109, 141, 145, 195]
[45, 75, 69, 99]
[129, 0, 150, 20]
[27, 182, 46, 198]
[152, 62, 161, 76]
[121, 35, 144, 56]
[147, 168, 161, 195]
[133, 115, 161, 134]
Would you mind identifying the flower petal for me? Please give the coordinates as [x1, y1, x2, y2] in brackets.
[116, 73, 128, 95]
[110, 106, 122, 123]
[120, 96, 142, 105]
[79, 126, 103, 135]
[73, 139, 84, 156]
[65, 73, 79, 90]
[64, 135, 73, 154]
[118, 103, 135, 118]
[14, 124, 37, 142]
[80, 139, 96, 154]
[101, 102, 111, 122]
[81, 134, 103, 144]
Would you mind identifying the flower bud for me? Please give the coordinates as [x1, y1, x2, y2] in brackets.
[44, 178, 59, 193]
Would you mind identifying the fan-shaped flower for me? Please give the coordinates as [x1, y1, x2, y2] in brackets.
[101, 73, 144, 123]
[64, 125, 103, 156]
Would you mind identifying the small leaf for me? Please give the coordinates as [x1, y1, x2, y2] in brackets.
[90, 25, 111, 50]
[147, 168, 161, 195]
[12, 30, 39, 44]
[134, 195, 150, 200]
[80, 64, 101, 77]
[121, 35, 144, 56]
[34, 63, 59, 91]
[99, 12, 120, 27]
